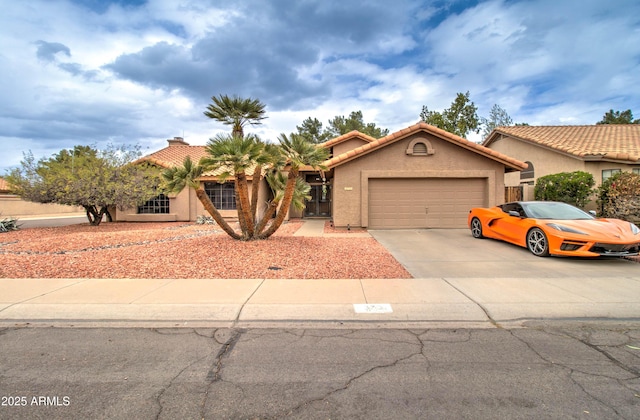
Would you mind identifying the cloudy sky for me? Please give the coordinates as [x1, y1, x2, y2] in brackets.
[2, 0, 639, 173]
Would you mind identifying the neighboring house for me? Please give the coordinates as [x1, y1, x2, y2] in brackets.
[119, 123, 526, 228]
[484, 125, 640, 206]
[0, 177, 84, 218]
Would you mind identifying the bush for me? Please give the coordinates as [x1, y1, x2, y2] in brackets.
[534, 171, 595, 208]
[597, 172, 640, 223]
[0, 216, 20, 232]
[196, 215, 215, 225]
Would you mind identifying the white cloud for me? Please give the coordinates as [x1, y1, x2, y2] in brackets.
[1, 0, 639, 173]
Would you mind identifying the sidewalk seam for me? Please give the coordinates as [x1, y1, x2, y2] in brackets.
[0, 279, 88, 315]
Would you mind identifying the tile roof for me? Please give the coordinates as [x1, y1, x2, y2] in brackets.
[319, 130, 377, 148]
[135, 145, 208, 168]
[322, 122, 527, 171]
[135, 143, 258, 178]
[139, 123, 529, 178]
[485, 125, 640, 163]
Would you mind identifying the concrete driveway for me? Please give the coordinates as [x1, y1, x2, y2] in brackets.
[369, 228, 640, 278]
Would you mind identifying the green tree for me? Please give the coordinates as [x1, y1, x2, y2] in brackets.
[481, 104, 513, 139]
[420, 91, 480, 138]
[6, 145, 160, 226]
[203, 94, 267, 137]
[324, 111, 389, 139]
[534, 171, 595, 208]
[295, 117, 332, 144]
[295, 111, 388, 143]
[597, 109, 639, 124]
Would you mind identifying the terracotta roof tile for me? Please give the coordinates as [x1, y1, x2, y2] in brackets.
[323, 122, 527, 170]
[135, 143, 257, 178]
[135, 145, 208, 168]
[486, 125, 640, 163]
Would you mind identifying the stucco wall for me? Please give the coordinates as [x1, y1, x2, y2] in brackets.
[0, 195, 84, 217]
[489, 136, 586, 187]
[115, 179, 269, 222]
[331, 133, 507, 228]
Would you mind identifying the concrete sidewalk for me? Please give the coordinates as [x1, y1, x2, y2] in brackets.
[1, 276, 639, 328]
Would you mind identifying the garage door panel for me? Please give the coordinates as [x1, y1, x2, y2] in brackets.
[369, 178, 486, 228]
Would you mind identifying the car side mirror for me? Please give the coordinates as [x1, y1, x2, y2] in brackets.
[508, 210, 521, 217]
[588, 210, 597, 217]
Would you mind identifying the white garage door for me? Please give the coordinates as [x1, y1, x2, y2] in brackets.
[368, 178, 487, 228]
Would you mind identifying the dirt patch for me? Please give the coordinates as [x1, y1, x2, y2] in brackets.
[0, 221, 411, 279]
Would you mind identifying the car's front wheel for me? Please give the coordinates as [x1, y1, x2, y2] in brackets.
[526, 227, 549, 257]
[470, 217, 484, 239]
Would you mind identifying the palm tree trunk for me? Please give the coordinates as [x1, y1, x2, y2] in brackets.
[234, 173, 255, 240]
[254, 200, 278, 236]
[195, 188, 241, 240]
[250, 165, 262, 225]
[258, 169, 298, 239]
[236, 173, 254, 238]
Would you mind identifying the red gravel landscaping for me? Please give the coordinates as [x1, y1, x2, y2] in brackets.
[0, 221, 412, 279]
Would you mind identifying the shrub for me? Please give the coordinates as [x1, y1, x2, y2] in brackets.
[0, 216, 20, 232]
[196, 215, 215, 225]
[534, 171, 595, 208]
[597, 172, 640, 223]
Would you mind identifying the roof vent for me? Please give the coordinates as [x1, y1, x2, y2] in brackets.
[167, 137, 189, 146]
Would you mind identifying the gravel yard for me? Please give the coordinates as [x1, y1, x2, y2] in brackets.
[0, 221, 411, 279]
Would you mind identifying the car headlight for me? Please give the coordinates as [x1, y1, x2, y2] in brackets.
[631, 223, 640, 235]
[546, 223, 588, 235]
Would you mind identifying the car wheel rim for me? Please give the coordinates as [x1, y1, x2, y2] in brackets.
[471, 219, 482, 237]
[528, 230, 547, 255]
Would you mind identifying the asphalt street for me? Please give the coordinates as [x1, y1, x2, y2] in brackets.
[1, 325, 639, 419]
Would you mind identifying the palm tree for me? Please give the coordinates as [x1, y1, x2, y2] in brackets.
[203, 94, 267, 138]
[201, 133, 268, 239]
[162, 156, 241, 240]
[258, 133, 328, 239]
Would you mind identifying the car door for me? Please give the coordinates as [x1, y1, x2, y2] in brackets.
[489, 203, 527, 245]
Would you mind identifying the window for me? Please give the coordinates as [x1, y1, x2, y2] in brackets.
[520, 161, 534, 180]
[633, 169, 640, 175]
[602, 169, 621, 182]
[205, 182, 236, 210]
[138, 194, 169, 214]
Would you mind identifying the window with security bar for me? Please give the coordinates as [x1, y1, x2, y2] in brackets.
[204, 182, 236, 210]
[138, 194, 169, 214]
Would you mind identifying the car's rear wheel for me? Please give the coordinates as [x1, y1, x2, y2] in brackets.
[470, 217, 484, 239]
[527, 228, 549, 257]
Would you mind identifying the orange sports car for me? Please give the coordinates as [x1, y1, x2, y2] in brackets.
[468, 201, 640, 257]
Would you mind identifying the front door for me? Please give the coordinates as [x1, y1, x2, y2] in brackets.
[304, 184, 331, 217]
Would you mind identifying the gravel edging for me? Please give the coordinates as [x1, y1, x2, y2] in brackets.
[0, 222, 412, 279]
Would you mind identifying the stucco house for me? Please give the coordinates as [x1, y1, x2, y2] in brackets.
[484, 125, 640, 204]
[118, 122, 526, 228]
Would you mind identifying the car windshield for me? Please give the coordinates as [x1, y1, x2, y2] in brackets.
[521, 202, 595, 220]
